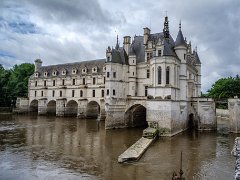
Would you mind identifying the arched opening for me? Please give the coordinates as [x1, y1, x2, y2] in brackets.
[125, 104, 148, 127]
[47, 100, 56, 115]
[86, 101, 100, 119]
[29, 100, 38, 113]
[188, 113, 195, 129]
[166, 66, 170, 85]
[65, 100, 78, 117]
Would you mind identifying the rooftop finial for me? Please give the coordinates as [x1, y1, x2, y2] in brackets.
[179, 20, 181, 30]
[115, 35, 119, 50]
[163, 15, 170, 41]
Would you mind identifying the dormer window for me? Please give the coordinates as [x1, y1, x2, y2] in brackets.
[107, 56, 110, 62]
[35, 72, 39, 77]
[158, 50, 162, 56]
[103, 66, 106, 72]
[44, 72, 48, 77]
[92, 66, 97, 73]
[72, 68, 77, 74]
[62, 69, 66, 75]
[52, 70, 57, 76]
[82, 67, 87, 74]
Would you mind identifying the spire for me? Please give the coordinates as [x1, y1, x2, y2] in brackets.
[115, 35, 119, 50]
[163, 16, 170, 42]
[194, 46, 201, 64]
[175, 20, 187, 47]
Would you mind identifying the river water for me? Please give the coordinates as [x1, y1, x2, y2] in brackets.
[0, 114, 236, 180]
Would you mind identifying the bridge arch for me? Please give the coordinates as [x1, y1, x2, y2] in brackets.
[47, 100, 56, 115]
[86, 101, 100, 119]
[29, 99, 38, 112]
[125, 104, 148, 127]
[65, 100, 78, 117]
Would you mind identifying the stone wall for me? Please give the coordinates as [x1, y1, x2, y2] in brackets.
[216, 108, 230, 133]
[229, 98, 240, 133]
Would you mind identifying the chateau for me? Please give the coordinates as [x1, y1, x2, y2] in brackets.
[21, 16, 216, 136]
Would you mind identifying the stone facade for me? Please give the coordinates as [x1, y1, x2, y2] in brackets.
[24, 16, 216, 136]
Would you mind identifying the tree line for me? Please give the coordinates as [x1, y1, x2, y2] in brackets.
[0, 63, 34, 107]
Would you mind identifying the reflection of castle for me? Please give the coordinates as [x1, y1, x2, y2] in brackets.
[24, 16, 216, 136]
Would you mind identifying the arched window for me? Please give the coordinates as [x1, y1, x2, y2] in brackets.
[158, 66, 162, 84]
[166, 66, 170, 85]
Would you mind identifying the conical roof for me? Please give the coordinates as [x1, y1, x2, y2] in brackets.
[175, 29, 187, 47]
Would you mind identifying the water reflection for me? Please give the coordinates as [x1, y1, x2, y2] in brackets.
[0, 115, 236, 180]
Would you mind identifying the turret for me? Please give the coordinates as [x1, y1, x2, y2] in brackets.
[174, 21, 187, 61]
[34, 59, 42, 72]
[143, 27, 150, 45]
[123, 36, 131, 55]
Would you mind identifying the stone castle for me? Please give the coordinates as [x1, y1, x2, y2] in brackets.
[18, 16, 216, 136]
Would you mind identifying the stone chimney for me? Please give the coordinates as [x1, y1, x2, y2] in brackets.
[34, 59, 42, 72]
[123, 36, 131, 55]
[143, 27, 150, 45]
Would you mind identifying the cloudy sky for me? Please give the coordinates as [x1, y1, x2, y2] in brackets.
[0, 0, 240, 92]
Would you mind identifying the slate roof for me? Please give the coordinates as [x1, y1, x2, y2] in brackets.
[175, 29, 187, 47]
[194, 51, 201, 64]
[111, 47, 129, 65]
[31, 59, 105, 79]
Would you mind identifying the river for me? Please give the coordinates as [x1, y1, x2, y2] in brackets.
[0, 114, 236, 180]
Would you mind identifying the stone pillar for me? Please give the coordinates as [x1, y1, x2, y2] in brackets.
[56, 98, 67, 117]
[98, 99, 106, 121]
[78, 99, 88, 118]
[38, 98, 47, 115]
[229, 98, 240, 133]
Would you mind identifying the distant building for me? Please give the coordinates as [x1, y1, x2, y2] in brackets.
[25, 16, 216, 136]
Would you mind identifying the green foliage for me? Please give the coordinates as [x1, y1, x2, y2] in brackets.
[0, 63, 34, 107]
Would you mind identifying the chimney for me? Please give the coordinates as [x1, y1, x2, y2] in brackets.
[123, 36, 131, 55]
[34, 59, 42, 72]
[143, 27, 150, 45]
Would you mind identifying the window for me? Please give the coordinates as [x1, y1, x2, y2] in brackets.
[72, 90, 75, 97]
[104, 77, 105, 84]
[35, 81, 37, 87]
[147, 52, 152, 60]
[52, 71, 57, 76]
[34, 91, 37, 97]
[158, 66, 162, 84]
[107, 72, 110, 78]
[62, 79, 65, 85]
[107, 56, 110, 62]
[113, 89, 116, 96]
[62, 70, 66, 75]
[60, 91, 62, 97]
[102, 90, 104, 97]
[83, 78, 85, 85]
[72, 68, 77, 74]
[80, 90, 83, 97]
[44, 80, 46, 86]
[133, 60, 134, 64]
[147, 69, 150, 78]
[113, 72, 116, 78]
[72, 79, 75, 85]
[133, 72, 134, 76]
[41, 91, 43, 97]
[184, 54, 186, 60]
[145, 86, 148, 96]
[53, 80, 55, 86]
[44, 72, 48, 77]
[52, 90, 55, 97]
[158, 50, 162, 56]
[92, 90, 95, 97]
[166, 66, 170, 85]
[107, 89, 109, 95]
[93, 77, 96, 84]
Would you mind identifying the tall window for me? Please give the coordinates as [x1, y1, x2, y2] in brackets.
[93, 77, 96, 84]
[158, 66, 162, 84]
[34, 91, 37, 97]
[104, 77, 105, 84]
[72, 79, 75, 85]
[82, 78, 85, 85]
[145, 86, 148, 96]
[113, 72, 116, 78]
[158, 50, 162, 56]
[62, 79, 65, 85]
[52, 90, 55, 97]
[92, 90, 95, 97]
[147, 52, 152, 60]
[107, 89, 109, 95]
[101, 90, 104, 97]
[113, 89, 116, 96]
[35, 81, 37, 87]
[107, 72, 110, 78]
[147, 69, 150, 78]
[60, 91, 62, 97]
[53, 80, 55, 86]
[107, 56, 110, 62]
[80, 90, 83, 97]
[41, 91, 43, 97]
[72, 90, 75, 97]
[44, 80, 46, 86]
[166, 66, 170, 85]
